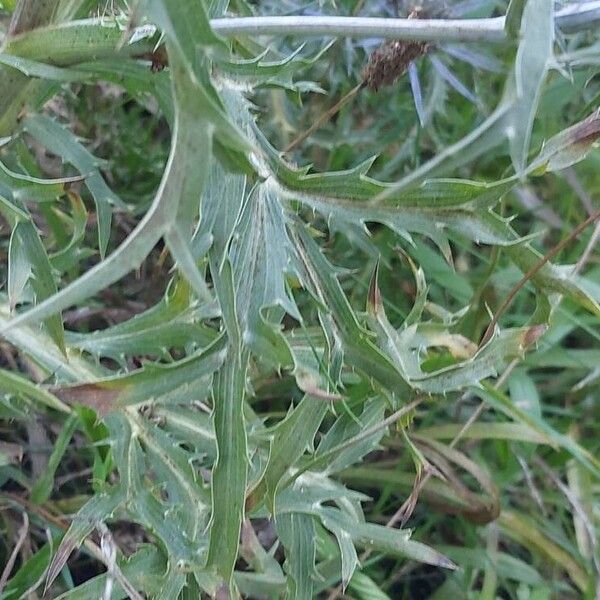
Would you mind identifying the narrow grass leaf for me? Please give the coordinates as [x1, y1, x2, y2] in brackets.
[436, 545, 542, 585]
[498, 511, 588, 592]
[418, 422, 549, 444]
[0, 53, 89, 81]
[479, 384, 600, 477]
[30, 412, 79, 503]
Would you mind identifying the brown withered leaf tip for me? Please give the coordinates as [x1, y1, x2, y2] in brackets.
[51, 383, 120, 417]
[362, 10, 430, 91]
[136, 46, 169, 72]
[569, 111, 600, 148]
[523, 324, 547, 348]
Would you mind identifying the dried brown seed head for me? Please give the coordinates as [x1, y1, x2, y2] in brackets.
[362, 39, 429, 91]
[362, 9, 431, 91]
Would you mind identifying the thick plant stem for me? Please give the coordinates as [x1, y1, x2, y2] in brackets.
[211, 3, 600, 43]
[213, 15, 506, 43]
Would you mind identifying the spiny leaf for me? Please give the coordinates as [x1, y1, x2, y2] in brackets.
[3, 17, 147, 66]
[23, 114, 124, 257]
[293, 223, 412, 401]
[249, 394, 330, 512]
[8, 220, 66, 353]
[1, 48, 215, 332]
[276, 512, 317, 600]
[52, 335, 226, 414]
[107, 413, 200, 564]
[217, 42, 331, 91]
[0, 367, 69, 412]
[506, 245, 600, 316]
[315, 397, 387, 476]
[143, 0, 251, 156]
[66, 278, 218, 359]
[228, 182, 300, 335]
[128, 410, 211, 540]
[53, 546, 167, 600]
[257, 127, 517, 259]
[196, 161, 246, 267]
[45, 487, 126, 592]
[367, 259, 541, 394]
[152, 405, 216, 461]
[507, 0, 554, 174]
[272, 494, 456, 572]
[0, 300, 102, 382]
[142, 0, 226, 65]
[206, 349, 249, 585]
[527, 109, 600, 174]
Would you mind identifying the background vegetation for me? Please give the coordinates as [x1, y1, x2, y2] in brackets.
[0, 0, 599, 598]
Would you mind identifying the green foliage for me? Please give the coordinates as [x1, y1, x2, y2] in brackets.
[1, 0, 600, 598]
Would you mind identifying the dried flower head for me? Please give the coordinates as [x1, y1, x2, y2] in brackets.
[362, 9, 430, 91]
[362, 39, 429, 91]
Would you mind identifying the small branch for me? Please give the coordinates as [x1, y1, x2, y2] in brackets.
[480, 208, 600, 347]
[576, 222, 600, 274]
[0, 512, 29, 594]
[562, 168, 600, 273]
[284, 83, 364, 153]
[211, 3, 600, 44]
